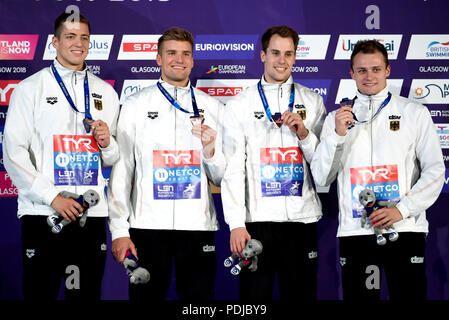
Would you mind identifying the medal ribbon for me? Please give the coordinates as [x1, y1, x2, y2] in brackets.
[157, 81, 200, 117]
[51, 63, 92, 120]
[257, 80, 295, 121]
[352, 92, 392, 125]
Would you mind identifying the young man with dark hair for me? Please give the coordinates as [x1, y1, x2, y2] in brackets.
[311, 39, 445, 299]
[221, 25, 326, 300]
[3, 12, 120, 299]
[109, 27, 225, 300]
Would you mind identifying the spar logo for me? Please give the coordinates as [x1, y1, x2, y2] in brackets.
[153, 150, 201, 200]
[334, 35, 402, 60]
[409, 80, 449, 104]
[194, 35, 258, 60]
[0, 35, 39, 60]
[436, 124, 449, 149]
[0, 171, 18, 197]
[53, 135, 100, 186]
[43, 34, 114, 60]
[407, 35, 449, 60]
[260, 147, 304, 197]
[350, 164, 400, 218]
[198, 87, 243, 97]
[0, 80, 21, 106]
[196, 79, 258, 103]
[118, 35, 162, 60]
[295, 35, 330, 60]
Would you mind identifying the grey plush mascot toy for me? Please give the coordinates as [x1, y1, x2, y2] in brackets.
[47, 190, 100, 234]
[359, 188, 399, 245]
[224, 239, 263, 275]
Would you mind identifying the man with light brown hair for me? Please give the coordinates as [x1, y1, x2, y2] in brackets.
[109, 27, 225, 300]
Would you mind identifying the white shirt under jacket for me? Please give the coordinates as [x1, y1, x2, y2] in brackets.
[108, 80, 226, 240]
[310, 86, 445, 237]
[221, 76, 327, 231]
[3, 59, 120, 218]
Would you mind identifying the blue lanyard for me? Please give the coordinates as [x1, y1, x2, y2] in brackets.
[257, 80, 295, 121]
[352, 92, 392, 124]
[51, 64, 92, 120]
[157, 82, 200, 117]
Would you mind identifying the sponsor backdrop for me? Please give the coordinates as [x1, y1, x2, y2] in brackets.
[0, 0, 448, 300]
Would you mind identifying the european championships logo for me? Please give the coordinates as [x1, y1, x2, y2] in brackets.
[207, 66, 218, 74]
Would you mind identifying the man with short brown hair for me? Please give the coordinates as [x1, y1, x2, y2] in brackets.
[221, 26, 326, 300]
[3, 12, 120, 299]
[109, 27, 225, 300]
[311, 39, 445, 300]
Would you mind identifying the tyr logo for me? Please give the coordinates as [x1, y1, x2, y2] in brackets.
[357, 168, 389, 182]
[62, 137, 95, 150]
[268, 149, 298, 162]
[161, 152, 192, 165]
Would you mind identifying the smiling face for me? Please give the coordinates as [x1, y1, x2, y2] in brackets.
[156, 40, 194, 87]
[52, 21, 89, 71]
[260, 34, 296, 84]
[350, 51, 391, 96]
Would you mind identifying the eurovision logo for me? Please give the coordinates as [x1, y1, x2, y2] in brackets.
[194, 35, 258, 60]
[260, 147, 304, 197]
[406, 35, 449, 60]
[0, 80, 21, 106]
[53, 135, 100, 186]
[350, 164, 400, 218]
[0, 35, 39, 60]
[153, 150, 201, 200]
[334, 34, 402, 60]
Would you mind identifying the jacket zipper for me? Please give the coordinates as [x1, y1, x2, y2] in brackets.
[278, 84, 289, 220]
[369, 96, 373, 168]
[173, 86, 177, 229]
[73, 71, 79, 195]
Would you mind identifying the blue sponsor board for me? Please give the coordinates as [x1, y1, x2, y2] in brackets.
[294, 79, 331, 104]
[443, 168, 449, 194]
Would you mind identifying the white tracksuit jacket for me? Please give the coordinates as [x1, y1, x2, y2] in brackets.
[221, 76, 327, 231]
[310, 86, 445, 237]
[108, 80, 226, 240]
[3, 59, 120, 218]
